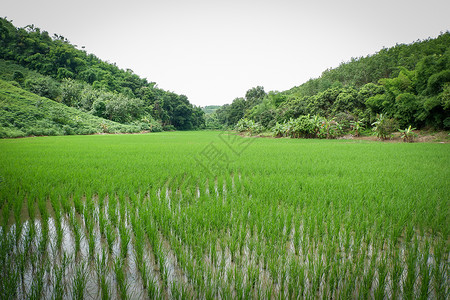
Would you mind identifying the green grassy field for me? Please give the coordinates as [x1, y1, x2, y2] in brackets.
[0, 131, 448, 299]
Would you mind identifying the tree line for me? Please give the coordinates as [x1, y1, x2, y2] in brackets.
[210, 32, 450, 132]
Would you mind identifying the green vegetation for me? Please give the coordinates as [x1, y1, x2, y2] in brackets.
[0, 79, 142, 137]
[214, 33, 450, 132]
[0, 18, 204, 131]
[0, 131, 448, 298]
[2, 18, 448, 138]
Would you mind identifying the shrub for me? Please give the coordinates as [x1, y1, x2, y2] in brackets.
[271, 122, 285, 137]
[60, 79, 84, 107]
[24, 76, 60, 100]
[350, 120, 365, 137]
[163, 124, 176, 131]
[399, 126, 418, 142]
[12, 71, 24, 83]
[371, 114, 398, 140]
[234, 118, 263, 135]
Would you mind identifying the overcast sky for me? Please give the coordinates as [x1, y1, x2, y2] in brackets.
[3, 0, 450, 106]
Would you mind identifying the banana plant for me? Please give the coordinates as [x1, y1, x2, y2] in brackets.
[399, 125, 417, 142]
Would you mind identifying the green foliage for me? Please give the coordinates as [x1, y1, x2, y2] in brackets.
[245, 86, 266, 108]
[350, 119, 365, 136]
[399, 125, 418, 142]
[215, 33, 450, 130]
[0, 19, 204, 130]
[234, 118, 263, 135]
[371, 114, 398, 139]
[12, 70, 24, 83]
[24, 76, 60, 100]
[268, 115, 343, 139]
[60, 78, 83, 107]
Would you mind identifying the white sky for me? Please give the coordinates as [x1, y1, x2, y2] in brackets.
[3, 0, 450, 106]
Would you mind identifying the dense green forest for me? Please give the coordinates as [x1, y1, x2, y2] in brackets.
[0, 18, 204, 136]
[214, 33, 450, 133]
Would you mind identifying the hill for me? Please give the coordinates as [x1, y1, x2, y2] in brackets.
[215, 33, 450, 130]
[0, 18, 205, 131]
[0, 79, 144, 138]
[202, 105, 221, 115]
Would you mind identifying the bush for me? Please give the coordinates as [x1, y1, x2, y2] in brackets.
[271, 122, 285, 137]
[270, 115, 345, 139]
[163, 124, 176, 131]
[0, 126, 26, 138]
[371, 114, 398, 139]
[24, 76, 60, 100]
[235, 118, 263, 135]
[60, 78, 84, 107]
[399, 125, 418, 142]
[135, 116, 163, 132]
[12, 71, 24, 83]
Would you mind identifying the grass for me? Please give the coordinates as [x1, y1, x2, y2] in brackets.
[0, 131, 448, 298]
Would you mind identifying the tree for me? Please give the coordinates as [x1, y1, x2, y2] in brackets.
[245, 86, 266, 109]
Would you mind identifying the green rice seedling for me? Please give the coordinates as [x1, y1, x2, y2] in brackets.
[361, 245, 377, 299]
[38, 220, 49, 256]
[73, 262, 87, 300]
[119, 222, 130, 259]
[171, 281, 182, 300]
[114, 257, 128, 300]
[99, 208, 107, 237]
[374, 256, 388, 300]
[419, 241, 431, 300]
[100, 273, 110, 300]
[105, 221, 116, 254]
[432, 239, 446, 299]
[2, 202, 10, 229]
[108, 195, 118, 227]
[52, 262, 65, 300]
[0, 131, 448, 297]
[0, 242, 19, 299]
[71, 216, 82, 257]
[60, 196, 71, 216]
[88, 229, 95, 260]
[73, 194, 84, 217]
[147, 276, 160, 300]
[96, 249, 110, 300]
[404, 238, 419, 299]
[29, 262, 46, 300]
[52, 206, 63, 251]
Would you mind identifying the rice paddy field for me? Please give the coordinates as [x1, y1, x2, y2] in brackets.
[0, 131, 448, 299]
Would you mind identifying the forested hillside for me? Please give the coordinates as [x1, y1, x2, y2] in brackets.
[215, 33, 450, 132]
[0, 18, 204, 134]
[0, 79, 141, 138]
